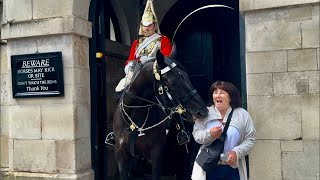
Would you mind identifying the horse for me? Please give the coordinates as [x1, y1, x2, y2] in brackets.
[113, 50, 208, 180]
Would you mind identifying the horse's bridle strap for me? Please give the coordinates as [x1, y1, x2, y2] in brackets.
[180, 89, 197, 104]
[160, 62, 177, 74]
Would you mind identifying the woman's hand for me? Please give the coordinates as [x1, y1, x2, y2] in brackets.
[209, 125, 223, 139]
[226, 151, 237, 166]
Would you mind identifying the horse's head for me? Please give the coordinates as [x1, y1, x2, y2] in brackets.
[153, 50, 208, 119]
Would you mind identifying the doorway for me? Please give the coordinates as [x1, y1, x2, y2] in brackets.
[161, 1, 245, 103]
[89, 0, 247, 179]
[160, 0, 248, 178]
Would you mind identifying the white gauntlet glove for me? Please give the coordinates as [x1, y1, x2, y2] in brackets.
[124, 61, 134, 74]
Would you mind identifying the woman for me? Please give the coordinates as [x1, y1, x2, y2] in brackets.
[192, 81, 256, 180]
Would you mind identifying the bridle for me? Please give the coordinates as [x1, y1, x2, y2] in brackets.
[153, 59, 198, 111]
[119, 60, 198, 136]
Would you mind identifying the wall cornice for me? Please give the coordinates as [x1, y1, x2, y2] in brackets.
[1, 16, 92, 40]
[240, 0, 320, 12]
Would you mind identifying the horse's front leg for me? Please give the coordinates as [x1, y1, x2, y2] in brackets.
[114, 144, 130, 180]
[150, 144, 165, 180]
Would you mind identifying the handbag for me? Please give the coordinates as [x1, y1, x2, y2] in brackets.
[195, 109, 234, 172]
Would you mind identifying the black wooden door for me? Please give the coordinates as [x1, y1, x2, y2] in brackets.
[175, 32, 213, 103]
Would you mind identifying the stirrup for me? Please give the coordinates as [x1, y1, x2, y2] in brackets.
[105, 132, 116, 146]
[176, 130, 190, 145]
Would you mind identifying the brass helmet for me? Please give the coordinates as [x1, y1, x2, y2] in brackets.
[139, 0, 161, 35]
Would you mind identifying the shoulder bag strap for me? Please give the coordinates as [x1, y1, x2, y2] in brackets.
[220, 109, 234, 139]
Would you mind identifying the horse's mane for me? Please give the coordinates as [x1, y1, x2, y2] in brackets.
[168, 43, 188, 72]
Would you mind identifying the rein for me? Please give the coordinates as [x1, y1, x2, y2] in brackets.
[119, 60, 189, 135]
[119, 97, 179, 136]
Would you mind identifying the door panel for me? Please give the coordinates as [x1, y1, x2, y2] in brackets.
[175, 32, 213, 102]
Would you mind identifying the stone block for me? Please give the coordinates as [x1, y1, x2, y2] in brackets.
[281, 140, 303, 151]
[248, 95, 302, 140]
[2, 17, 91, 40]
[282, 141, 319, 179]
[288, 49, 317, 71]
[74, 86, 90, 105]
[302, 5, 320, 48]
[317, 48, 320, 70]
[73, 36, 89, 69]
[56, 140, 75, 173]
[13, 139, 56, 173]
[246, 50, 287, 73]
[9, 106, 41, 139]
[8, 138, 13, 171]
[296, 78, 309, 94]
[5, 0, 32, 22]
[7, 39, 38, 59]
[41, 104, 75, 140]
[75, 138, 91, 172]
[250, 140, 282, 180]
[73, 0, 90, 20]
[63, 68, 74, 85]
[61, 68, 89, 86]
[36, 35, 90, 69]
[273, 71, 317, 95]
[68, 17, 92, 39]
[247, 73, 273, 95]
[308, 71, 319, 93]
[74, 68, 90, 87]
[246, 8, 301, 52]
[302, 94, 319, 140]
[0, 106, 8, 135]
[240, 0, 254, 12]
[0, 136, 9, 167]
[2, 18, 63, 40]
[75, 104, 90, 139]
[0, 23, 9, 39]
[288, 5, 313, 22]
[1, 44, 8, 74]
[36, 35, 74, 68]
[32, 0, 73, 19]
[0, 74, 10, 105]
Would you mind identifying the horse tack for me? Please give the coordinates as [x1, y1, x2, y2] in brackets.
[120, 60, 187, 135]
[113, 50, 208, 180]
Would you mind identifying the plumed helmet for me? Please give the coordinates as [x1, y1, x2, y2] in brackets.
[139, 0, 161, 35]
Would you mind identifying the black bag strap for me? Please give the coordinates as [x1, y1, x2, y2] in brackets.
[220, 109, 234, 140]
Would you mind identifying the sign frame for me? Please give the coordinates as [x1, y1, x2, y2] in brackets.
[11, 52, 64, 98]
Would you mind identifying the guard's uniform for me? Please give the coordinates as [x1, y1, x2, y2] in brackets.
[125, 35, 172, 65]
[114, 0, 174, 93]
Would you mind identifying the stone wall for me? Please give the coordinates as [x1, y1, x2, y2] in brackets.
[0, 0, 93, 179]
[241, 1, 319, 180]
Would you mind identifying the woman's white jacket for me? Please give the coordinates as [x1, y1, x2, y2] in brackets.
[192, 106, 256, 180]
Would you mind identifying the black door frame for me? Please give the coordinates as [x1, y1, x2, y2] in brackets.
[89, 0, 108, 179]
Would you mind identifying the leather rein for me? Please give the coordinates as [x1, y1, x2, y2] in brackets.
[119, 60, 197, 136]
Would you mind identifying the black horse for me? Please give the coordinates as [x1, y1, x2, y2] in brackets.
[113, 50, 208, 180]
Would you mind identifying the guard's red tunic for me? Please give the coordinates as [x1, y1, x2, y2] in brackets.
[125, 35, 172, 65]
